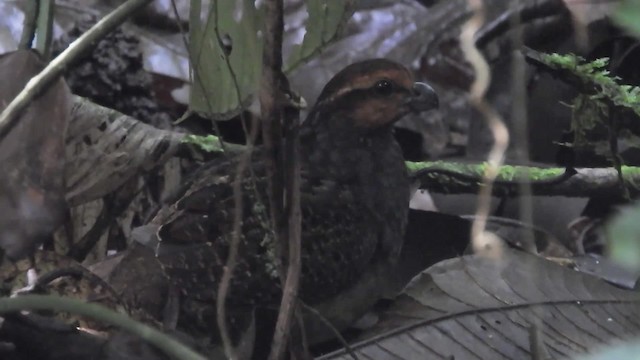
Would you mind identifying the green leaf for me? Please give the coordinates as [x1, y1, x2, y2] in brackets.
[181, 134, 225, 153]
[189, 0, 264, 120]
[285, 0, 355, 72]
[188, 0, 354, 120]
[606, 203, 640, 271]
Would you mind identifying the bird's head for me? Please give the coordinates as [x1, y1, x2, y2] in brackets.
[311, 59, 439, 131]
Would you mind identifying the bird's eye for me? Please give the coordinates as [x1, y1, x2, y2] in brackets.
[374, 80, 394, 96]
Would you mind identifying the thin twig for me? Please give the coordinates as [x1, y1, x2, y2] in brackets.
[19, 0, 38, 50]
[607, 99, 630, 199]
[272, 97, 301, 359]
[0, 0, 153, 142]
[168, 0, 190, 62]
[301, 302, 359, 360]
[460, 0, 510, 256]
[261, 0, 285, 251]
[208, 1, 261, 358]
[260, 0, 302, 359]
[509, 0, 535, 251]
[216, 124, 258, 360]
[474, 0, 568, 48]
[34, 0, 54, 60]
[0, 295, 206, 360]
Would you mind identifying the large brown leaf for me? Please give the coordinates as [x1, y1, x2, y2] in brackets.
[319, 249, 640, 360]
[64, 96, 184, 205]
[0, 50, 70, 259]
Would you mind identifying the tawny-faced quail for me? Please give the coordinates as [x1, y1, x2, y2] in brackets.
[138, 59, 438, 338]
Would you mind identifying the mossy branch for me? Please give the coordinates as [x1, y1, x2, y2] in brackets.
[522, 48, 640, 146]
[540, 53, 640, 116]
[522, 47, 640, 198]
[181, 134, 244, 153]
[74, 96, 640, 202]
[411, 161, 640, 197]
[181, 135, 640, 198]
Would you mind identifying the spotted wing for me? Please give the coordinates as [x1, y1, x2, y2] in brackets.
[152, 154, 378, 306]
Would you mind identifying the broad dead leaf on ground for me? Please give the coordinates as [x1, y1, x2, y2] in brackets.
[64, 96, 184, 205]
[320, 249, 640, 360]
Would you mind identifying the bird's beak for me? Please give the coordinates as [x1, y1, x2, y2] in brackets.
[407, 82, 439, 112]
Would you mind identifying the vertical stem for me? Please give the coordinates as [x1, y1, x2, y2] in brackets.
[261, 0, 285, 237]
[510, 0, 534, 251]
[210, 0, 256, 357]
[19, 0, 39, 50]
[461, 0, 510, 255]
[35, 0, 55, 60]
[260, 0, 302, 359]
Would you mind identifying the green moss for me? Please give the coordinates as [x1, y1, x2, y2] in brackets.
[181, 134, 225, 153]
[406, 161, 566, 182]
[541, 53, 640, 117]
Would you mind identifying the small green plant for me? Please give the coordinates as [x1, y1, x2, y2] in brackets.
[542, 53, 640, 158]
[543, 53, 640, 116]
[181, 134, 225, 153]
[540, 52, 640, 198]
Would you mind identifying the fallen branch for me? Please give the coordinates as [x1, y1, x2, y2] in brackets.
[64, 97, 640, 203]
[64, 97, 640, 204]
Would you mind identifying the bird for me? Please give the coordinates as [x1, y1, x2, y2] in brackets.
[135, 58, 439, 340]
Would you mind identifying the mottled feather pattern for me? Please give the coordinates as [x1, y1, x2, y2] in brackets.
[152, 151, 380, 306]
